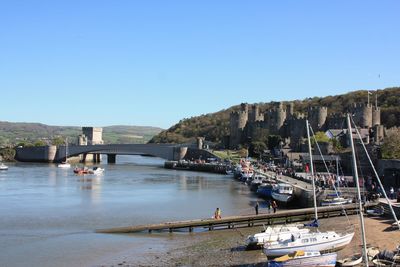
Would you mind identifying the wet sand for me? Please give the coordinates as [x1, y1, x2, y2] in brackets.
[97, 215, 400, 267]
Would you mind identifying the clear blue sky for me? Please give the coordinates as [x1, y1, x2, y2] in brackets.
[1, 1, 399, 129]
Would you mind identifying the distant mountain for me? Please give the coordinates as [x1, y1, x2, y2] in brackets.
[0, 122, 163, 146]
[149, 87, 400, 144]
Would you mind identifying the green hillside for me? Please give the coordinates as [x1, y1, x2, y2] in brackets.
[0, 122, 163, 147]
[149, 87, 400, 144]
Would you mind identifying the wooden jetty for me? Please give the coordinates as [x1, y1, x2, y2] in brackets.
[96, 203, 374, 234]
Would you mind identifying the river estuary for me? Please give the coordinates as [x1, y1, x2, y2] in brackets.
[0, 156, 260, 267]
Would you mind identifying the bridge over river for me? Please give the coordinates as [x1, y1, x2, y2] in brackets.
[15, 144, 190, 163]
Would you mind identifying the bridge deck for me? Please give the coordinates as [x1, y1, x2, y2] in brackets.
[96, 203, 374, 234]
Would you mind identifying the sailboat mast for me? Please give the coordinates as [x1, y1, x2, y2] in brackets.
[306, 120, 318, 221]
[346, 114, 369, 266]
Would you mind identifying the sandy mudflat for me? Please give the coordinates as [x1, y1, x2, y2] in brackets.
[98, 215, 400, 267]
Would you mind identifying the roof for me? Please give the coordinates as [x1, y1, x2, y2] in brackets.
[301, 154, 341, 162]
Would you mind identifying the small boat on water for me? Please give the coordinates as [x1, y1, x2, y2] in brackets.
[58, 162, 71, 168]
[267, 250, 337, 267]
[74, 167, 89, 175]
[88, 167, 104, 175]
[336, 253, 362, 266]
[257, 183, 276, 199]
[57, 138, 71, 168]
[0, 163, 8, 170]
[271, 183, 294, 203]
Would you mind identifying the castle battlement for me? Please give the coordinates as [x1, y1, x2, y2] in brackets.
[229, 101, 381, 149]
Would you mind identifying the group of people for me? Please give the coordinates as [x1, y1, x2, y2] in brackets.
[389, 187, 400, 202]
[255, 200, 277, 215]
[214, 200, 278, 220]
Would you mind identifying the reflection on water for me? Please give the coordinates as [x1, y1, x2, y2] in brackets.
[0, 155, 259, 267]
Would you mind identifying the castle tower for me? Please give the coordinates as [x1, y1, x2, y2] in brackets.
[372, 106, 381, 126]
[352, 103, 373, 128]
[229, 103, 248, 149]
[308, 106, 327, 131]
[287, 103, 294, 117]
[276, 102, 287, 132]
[249, 104, 263, 122]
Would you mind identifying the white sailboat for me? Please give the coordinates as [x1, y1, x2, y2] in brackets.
[246, 225, 310, 248]
[263, 120, 354, 257]
[58, 138, 71, 168]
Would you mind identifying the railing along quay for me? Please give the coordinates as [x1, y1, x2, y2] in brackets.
[96, 203, 375, 234]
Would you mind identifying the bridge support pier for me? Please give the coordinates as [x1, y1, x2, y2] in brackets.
[107, 154, 116, 164]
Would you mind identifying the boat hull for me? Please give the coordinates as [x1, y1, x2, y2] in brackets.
[264, 232, 354, 257]
[271, 192, 293, 203]
[268, 252, 337, 267]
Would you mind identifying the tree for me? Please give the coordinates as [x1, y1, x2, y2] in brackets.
[238, 147, 249, 158]
[52, 137, 66, 146]
[267, 135, 282, 150]
[249, 141, 267, 158]
[381, 128, 400, 159]
[33, 140, 47, 146]
[311, 131, 330, 145]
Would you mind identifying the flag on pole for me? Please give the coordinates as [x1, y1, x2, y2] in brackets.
[368, 91, 372, 95]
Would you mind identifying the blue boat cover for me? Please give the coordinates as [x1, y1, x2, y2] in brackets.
[303, 219, 319, 227]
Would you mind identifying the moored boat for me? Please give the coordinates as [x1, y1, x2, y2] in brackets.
[0, 163, 8, 170]
[246, 225, 309, 248]
[271, 183, 293, 203]
[263, 231, 354, 257]
[73, 167, 89, 175]
[321, 196, 352, 206]
[88, 167, 104, 175]
[267, 250, 337, 267]
[336, 253, 362, 266]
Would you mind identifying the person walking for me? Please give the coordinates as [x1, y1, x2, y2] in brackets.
[390, 187, 395, 200]
[255, 201, 259, 215]
[272, 200, 278, 213]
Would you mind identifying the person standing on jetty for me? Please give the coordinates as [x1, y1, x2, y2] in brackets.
[214, 208, 221, 219]
[272, 200, 277, 213]
[255, 201, 259, 215]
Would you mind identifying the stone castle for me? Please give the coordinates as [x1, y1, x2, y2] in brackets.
[229, 102, 384, 150]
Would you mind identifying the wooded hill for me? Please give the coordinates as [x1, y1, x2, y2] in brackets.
[0, 122, 163, 147]
[149, 87, 400, 144]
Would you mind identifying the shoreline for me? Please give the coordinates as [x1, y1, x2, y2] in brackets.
[97, 215, 400, 266]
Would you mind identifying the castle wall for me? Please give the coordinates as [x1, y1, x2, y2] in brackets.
[229, 100, 381, 150]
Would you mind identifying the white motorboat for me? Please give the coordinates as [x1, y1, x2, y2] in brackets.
[58, 162, 71, 168]
[267, 250, 337, 267]
[0, 163, 8, 170]
[271, 183, 294, 203]
[246, 225, 310, 248]
[88, 167, 104, 175]
[321, 197, 352, 206]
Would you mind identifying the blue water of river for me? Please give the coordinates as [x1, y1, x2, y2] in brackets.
[0, 156, 260, 267]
